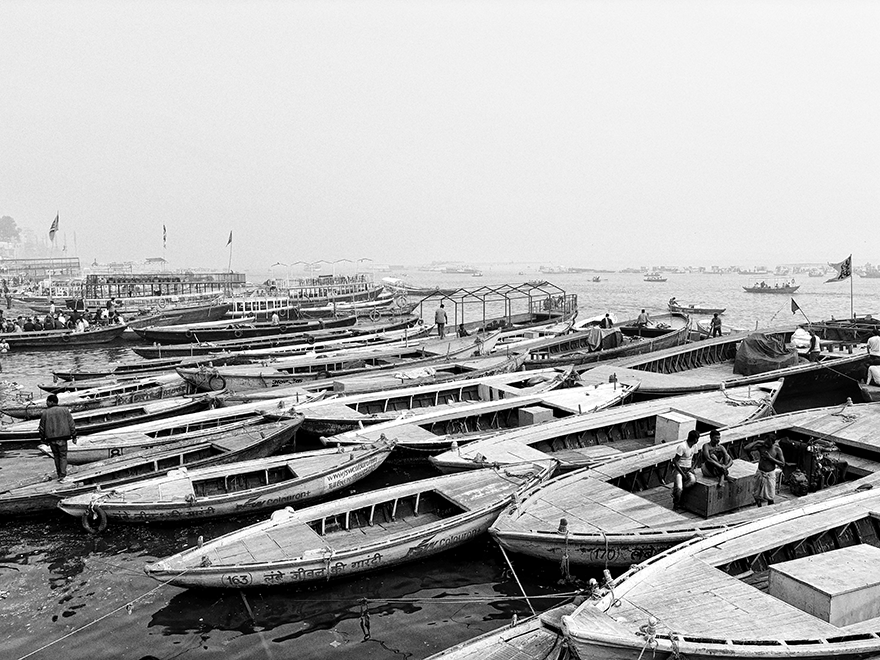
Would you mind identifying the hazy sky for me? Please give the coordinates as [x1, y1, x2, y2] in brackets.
[2, 0, 878, 273]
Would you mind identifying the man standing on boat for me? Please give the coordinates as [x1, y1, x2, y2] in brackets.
[744, 436, 785, 506]
[671, 430, 699, 510]
[635, 309, 650, 328]
[38, 394, 77, 480]
[710, 313, 722, 338]
[434, 303, 448, 339]
[807, 329, 821, 362]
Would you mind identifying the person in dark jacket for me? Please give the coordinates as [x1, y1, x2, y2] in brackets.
[38, 394, 77, 479]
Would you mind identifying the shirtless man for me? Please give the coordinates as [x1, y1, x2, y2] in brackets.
[744, 436, 785, 506]
[701, 429, 734, 487]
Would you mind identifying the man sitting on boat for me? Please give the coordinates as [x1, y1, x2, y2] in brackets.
[599, 313, 613, 329]
[867, 329, 880, 367]
[671, 430, 699, 510]
[700, 430, 734, 487]
[743, 436, 785, 506]
[635, 309, 650, 327]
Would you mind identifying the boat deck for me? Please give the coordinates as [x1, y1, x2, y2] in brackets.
[610, 556, 842, 639]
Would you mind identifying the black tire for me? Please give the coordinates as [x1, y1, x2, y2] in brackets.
[233, 329, 243, 338]
[61, 334, 70, 343]
[369, 309, 381, 322]
[185, 329, 194, 339]
[81, 506, 108, 534]
[307, 335, 316, 345]
[395, 296, 408, 308]
[207, 375, 226, 391]
[157, 299, 167, 309]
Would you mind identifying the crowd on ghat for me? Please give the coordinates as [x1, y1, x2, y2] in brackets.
[0, 298, 126, 333]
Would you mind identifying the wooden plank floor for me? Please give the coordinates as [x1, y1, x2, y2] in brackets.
[610, 557, 842, 639]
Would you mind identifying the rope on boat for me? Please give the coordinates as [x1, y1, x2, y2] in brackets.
[497, 544, 536, 616]
[14, 568, 191, 660]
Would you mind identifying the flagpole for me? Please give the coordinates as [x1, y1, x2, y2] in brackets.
[851, 260, 854, 320]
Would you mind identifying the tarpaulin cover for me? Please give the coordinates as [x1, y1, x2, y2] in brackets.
[584, 327, 623, 352]
[733, 332, 799, 376]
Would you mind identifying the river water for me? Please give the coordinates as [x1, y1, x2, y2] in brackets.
[1, 267, 877, 660]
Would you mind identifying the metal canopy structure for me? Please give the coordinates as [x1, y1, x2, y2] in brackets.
[413, 281, 577, 328]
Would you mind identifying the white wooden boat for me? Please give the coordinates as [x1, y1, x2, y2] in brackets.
[0, 418, 298, 517]
[143, 462, 555, 588]
[320, 381, 636, 453]
[561, 485, 880, 659]
[64, 394, 317, 464]
[430, 381, 782, 472]
[293, 367, 574, 435]
[490, 403, 880, 570]
[425, 604, 575, 660]
[58, 438, 394, 525]
[0, 373, 194, 420]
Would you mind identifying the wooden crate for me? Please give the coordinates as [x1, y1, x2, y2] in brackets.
[769, 544, 880, 626]
[655, 411, 696, 445]
[680, 458, 759, 518]
[518, 405, 555, 427]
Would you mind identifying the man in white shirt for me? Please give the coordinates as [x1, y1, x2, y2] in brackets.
[868, 329, 880, 366]
[671, 430, 700, 511]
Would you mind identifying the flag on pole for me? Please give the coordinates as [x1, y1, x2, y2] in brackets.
[791, 298, 800, 314]
[49, 213, 59, 242]
[226, 231, 233, 246]
[163, 224, 167, 248]
[825, 255, 852, 283]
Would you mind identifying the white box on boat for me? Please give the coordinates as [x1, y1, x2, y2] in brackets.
[654, 411, 696, 445]
[518, 405, 554, 427]
[768, 544, 880, 627]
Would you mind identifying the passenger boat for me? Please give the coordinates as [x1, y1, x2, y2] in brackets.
[143, 463, 555, 588]
[52, 353, 253, 382]
[124, 302, 233, 330]
[490, 403, 880, 570]
[1, 324, 127, 349]
[743, 282, 800, 293]
[560, 484, 880, 660]
[175, 333, 503, 392]
[667, 300, 726, 315]
[0, 418, 299, 517]
[130, 316, 425, 359]
[522, 321, 690, 370]
[424, 604, 575, 660]
[0, 373, 194, 420]
[808, 316, 880, 343]
[429, 381, 782, 473]
[133, 315, 357, 344]
[320, 381, 635, 453]
[575, 330, 866, 398]
[643, 273, 667, 282]
[0, 397, 211, 446]
[64, 395, 316, 463]
[59, 438, 394, 526]
[293, 367, 575, 435]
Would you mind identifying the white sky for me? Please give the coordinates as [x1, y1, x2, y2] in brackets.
[1, 0, 878, 272]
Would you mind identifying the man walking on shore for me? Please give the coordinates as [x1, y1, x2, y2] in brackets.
[38, 394, 77, 479]
[435, 303, 448, 339]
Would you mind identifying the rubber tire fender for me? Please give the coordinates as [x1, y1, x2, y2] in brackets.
[61, 334, 71, 343]
[157, 299, 167, 309]
[81, 506, 108, 534]
[369, 309, 381, 322]
[233, 329, 243, 338]
[395, 296, 408, 308]
[207, 375, 226, 391]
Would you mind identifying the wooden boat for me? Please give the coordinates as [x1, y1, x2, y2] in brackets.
[425, 604, 575, 660]
[175, 333, 503, 393]
[808, 316, 880, 343]
[0, 418, 299, 516]
[320, 381, 636, 453]
[293, 367, 575, 435]
[58, 438, 394, 525]
[429, 381, 782, 473]
[523, 321, 690, 370]
[62, 394, 317, 463]
[574, 330, 866, 397]
[0, 397, 211, 446]
[490, 403, 880, 570]
[618, 312, 689, 339]
[125, 302, 233, 330]
[667, 301, 726, 315]
[133, 315, 358, 344]
[142, 463, 555, 588]
[560, 484, 880, 660]
[859, 382, 880, 402]
[1, 323, 127, 349]
[1, 374, 194, 420]
[743, 283, 800, 293]
[52, 353, 252, 382]
[130, 316, 425, 359]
